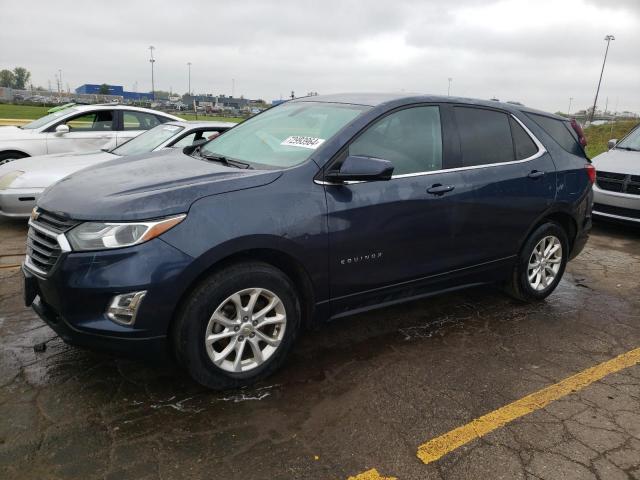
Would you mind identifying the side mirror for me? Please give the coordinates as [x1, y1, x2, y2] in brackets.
[607, 139, 617, 150]
[55, 124, 70, 135]
[182, 138, 208, 155]
[325, 155, 394, 183]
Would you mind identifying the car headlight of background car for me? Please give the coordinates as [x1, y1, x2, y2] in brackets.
[66, 214, 186, 251]
[0, 170, 25, 189]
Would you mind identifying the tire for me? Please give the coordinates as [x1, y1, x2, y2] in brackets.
[505, 221, 569, 302]
[173, 261, 301, 390]
[0, 152, 28, 166]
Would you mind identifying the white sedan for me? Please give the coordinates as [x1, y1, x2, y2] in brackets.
[0, 104, 182, 164]
[0, 121, 234, 218]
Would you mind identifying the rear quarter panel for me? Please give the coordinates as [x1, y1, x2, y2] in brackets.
[516, 113, 593, 245]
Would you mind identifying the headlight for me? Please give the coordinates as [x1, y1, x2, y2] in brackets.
[66, 214, 186, 251]
[0, 170, 24, 189]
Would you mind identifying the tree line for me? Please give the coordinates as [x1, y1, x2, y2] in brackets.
[0, 67, 32, 90]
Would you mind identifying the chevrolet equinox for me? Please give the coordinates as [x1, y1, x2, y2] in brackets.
[23, 94, 594, 389]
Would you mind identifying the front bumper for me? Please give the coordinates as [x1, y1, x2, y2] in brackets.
[592, 185, 640, 223]
[0, 188, 43, 218]
[23, 237, 195, 358]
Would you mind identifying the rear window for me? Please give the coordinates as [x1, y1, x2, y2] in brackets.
[510, 117, 538, 160]
[526, 113, 585, 157]
[455, 107, 514, 166]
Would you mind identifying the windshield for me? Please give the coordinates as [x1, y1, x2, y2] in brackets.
[21, 108, 80, 130]
[200, 101, 370, 168]
[617, 125, 640, 151]
[112, 124, 184, 156]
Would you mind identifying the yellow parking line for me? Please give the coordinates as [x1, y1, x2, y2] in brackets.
[417, 347, 640, 464]
[347, 469, 397, 480]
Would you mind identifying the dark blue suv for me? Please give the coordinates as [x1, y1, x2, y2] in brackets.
[23, 94, 594, 389]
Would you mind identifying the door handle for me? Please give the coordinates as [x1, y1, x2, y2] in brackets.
[427, 184, 455, 195]
[528, 170, 545, 179]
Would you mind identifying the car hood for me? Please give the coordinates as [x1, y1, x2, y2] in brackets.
[592, 148, 640, 176]
[0, 150, 117, 189]
[37, 149, 282, 221]
[0, 126, 36, 139]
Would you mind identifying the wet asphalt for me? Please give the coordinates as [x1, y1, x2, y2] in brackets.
[0, 218, 639, 480]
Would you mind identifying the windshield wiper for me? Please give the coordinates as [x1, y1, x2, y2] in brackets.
[200, 153, 252, 169]
[616, 146, 640, 152]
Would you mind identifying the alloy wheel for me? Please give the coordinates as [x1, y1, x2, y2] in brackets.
[204, 288, 287, 373]
[527, 235, 563, 291]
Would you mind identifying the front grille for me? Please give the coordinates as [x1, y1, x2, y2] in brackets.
[26, 209, 79, 275]
[593, 203, 640, 220]
[596, 171, 640, 195]
[34, 209, 79, 232]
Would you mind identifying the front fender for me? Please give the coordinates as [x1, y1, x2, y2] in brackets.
[0, 137, 46, 157]
[160, 162, 329, 302]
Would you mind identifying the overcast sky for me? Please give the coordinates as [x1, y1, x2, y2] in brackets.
[1, 0, 638, 113]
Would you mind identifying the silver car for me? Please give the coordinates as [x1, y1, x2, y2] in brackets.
[592, 124, 640, 224]
[0, 104, 182, 164]
[0, 121, 234, 218]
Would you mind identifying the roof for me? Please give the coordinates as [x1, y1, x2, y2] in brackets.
[292, 93, 407, 107]
[164, 120, 238, 128]
[292, 93, 564, 120]
[68, 103, 182, 120]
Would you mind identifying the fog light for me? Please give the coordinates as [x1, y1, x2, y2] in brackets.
[106, 291, 147, 325]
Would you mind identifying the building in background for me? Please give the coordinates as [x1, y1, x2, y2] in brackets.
[182, 94, 253, 112]
[75, 84, 153, 101]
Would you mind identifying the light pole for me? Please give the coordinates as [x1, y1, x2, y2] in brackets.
[447, 77, 452, 96]
[149, 45, 156, 101]
[567, 97, 573, 116]
[187, 62, 192, 96]
[589, 34, 615, 123]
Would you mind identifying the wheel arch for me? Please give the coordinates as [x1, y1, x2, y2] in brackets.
[169, 247, 317, 347]
[543, 211, 577, 248]
[0, 149, 30, 159]
[519, 208, 578, 254]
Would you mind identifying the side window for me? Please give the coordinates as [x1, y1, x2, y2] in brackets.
[526, 113, 584, 157]
[172, 130, 222, 148]
[510, 118, 538, 160]
[455, 107, 513, 166]
[172, 132, 198, 148]
[123, 111, 162, 131]
[65, 110, 114, 131]
[348, 106, 442, 176]
[155, 114, 173, 125]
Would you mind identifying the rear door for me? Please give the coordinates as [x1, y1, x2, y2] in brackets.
[453, 106, 557, 264]
[45, 109, 117, 154]
[116, 110, 165, 145]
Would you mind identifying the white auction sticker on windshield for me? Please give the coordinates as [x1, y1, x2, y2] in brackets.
[281, 136, 325, 149]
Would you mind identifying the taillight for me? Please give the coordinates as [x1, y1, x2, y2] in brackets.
[585, 164, 596, 184]
[570, 118, 587, 147]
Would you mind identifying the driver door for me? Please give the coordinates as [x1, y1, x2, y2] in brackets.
[324, 105, 471, 316]
[45, 110, 116, 154]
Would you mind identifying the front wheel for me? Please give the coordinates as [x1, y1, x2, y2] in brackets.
[505, 222, 569, 302]
[173, 262, 301, 390]
[0, 152, 28, 166]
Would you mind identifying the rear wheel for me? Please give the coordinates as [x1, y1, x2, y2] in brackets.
[173, 262, 301, 390]
[505, 222, 569, 302]
[0, 151, 28, 166]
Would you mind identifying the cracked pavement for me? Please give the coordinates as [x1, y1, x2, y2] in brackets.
[0, 218, 639, 480]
